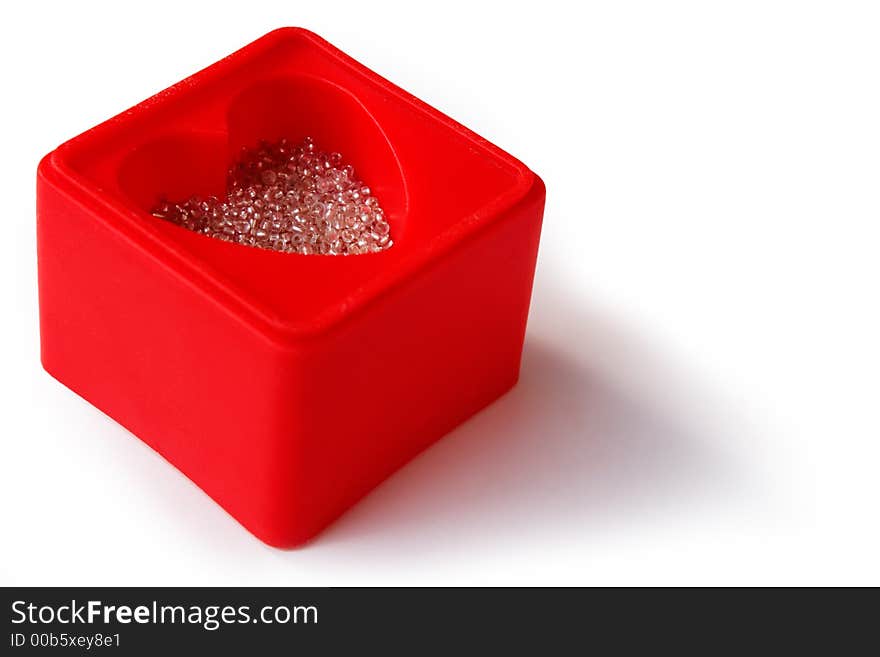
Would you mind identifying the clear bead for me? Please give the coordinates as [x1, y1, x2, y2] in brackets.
[149, 136, 392, 256]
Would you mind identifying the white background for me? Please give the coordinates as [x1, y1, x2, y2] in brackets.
[1, 1, 878, 586]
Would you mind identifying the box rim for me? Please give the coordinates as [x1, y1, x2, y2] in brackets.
[39, 27, 540, 345]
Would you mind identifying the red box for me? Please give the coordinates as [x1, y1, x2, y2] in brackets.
[37, 28, 544, 546]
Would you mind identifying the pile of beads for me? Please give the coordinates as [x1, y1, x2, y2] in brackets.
[151, 137, 392, 255]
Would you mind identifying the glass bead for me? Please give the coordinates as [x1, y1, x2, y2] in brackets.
[149, 136, 391, 256]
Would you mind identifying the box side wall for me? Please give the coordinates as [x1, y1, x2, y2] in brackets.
[286, 178, 546, 540]
[37, 167, 300, 546]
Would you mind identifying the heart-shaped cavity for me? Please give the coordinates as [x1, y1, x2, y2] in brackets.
[116, 75, 407, 255]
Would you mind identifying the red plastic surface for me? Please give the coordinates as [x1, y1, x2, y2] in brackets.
[37, 28, 545, 546]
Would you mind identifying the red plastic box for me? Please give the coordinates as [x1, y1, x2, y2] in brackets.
[37, 28, 545, 546]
